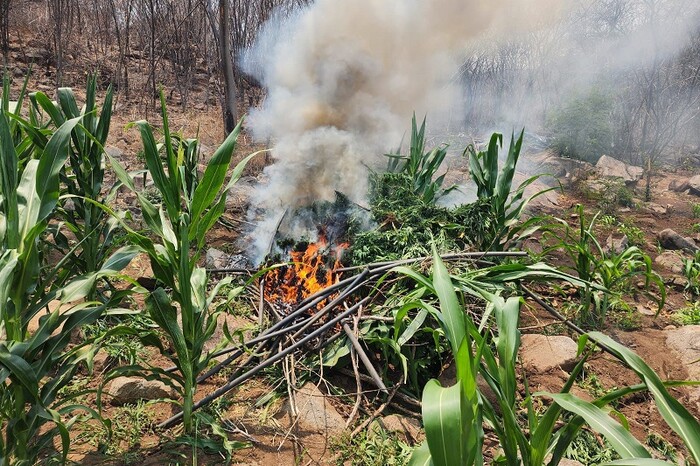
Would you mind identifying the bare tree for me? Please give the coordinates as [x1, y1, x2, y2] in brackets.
[220, 0, 237, 133]
[0, 0, 9, 62]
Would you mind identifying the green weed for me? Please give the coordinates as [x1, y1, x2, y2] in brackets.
[332, 427, 412, 466]
[672, 302, 700, 325]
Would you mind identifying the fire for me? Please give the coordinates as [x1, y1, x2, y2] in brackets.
[264, 232, 348, 310]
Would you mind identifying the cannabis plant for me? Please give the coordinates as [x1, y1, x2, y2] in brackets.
[466, 131, 554, 251]
[386, 115, 456, 204]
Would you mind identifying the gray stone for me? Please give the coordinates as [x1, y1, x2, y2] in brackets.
[205, 248, 250, 270]
[643, 202, 667, 215]
[605, 234, 629, 255]
[595, 155, 644, 184]
[206, 248, 231, 269]
[105, 146, 123, 159]
[689, 175, 700, 196]
[669, 179, 690, 193]
[107, 377, 176, 406]
[289, 383, 345, 435]
[530, 152, 594, 185]
[520, 334, 579, 373]
[636, 304, 656, 316]
[657, 229, 700, 253]
[654, 251, 685, 274]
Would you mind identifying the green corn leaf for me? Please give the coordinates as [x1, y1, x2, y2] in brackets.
[190, 118, 243, 221]
[0, 346, 39, 399]
[35, 115, 83, 222]
[431, 246, 466, 355]
[100, 245, 139, 273]
[147, 288, 192, 381]
[422, 379, 466, 466]
[602, 459, 674, 466]
[408, 441, 434, 466]
[587, 331, 700, 463]
[32, 92, 65, 126]
[546, 392, 651, 458]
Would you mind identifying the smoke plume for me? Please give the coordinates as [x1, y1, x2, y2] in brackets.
[243, 0, 561, 260]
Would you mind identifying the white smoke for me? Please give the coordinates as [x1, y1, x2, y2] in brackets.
[243, 0, 563, 261]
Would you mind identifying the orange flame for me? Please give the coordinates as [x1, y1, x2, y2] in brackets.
[264, 233, 348, 309]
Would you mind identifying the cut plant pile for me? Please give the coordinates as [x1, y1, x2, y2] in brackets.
[1, 71, 699, 466]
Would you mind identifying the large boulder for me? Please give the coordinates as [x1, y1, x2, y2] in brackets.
[689, 175, 700, 196]
[107, 377, 176, 406]
[595, 155, 643, 184]
[657, 229, 699, 253]
[520, 334, 579, 373]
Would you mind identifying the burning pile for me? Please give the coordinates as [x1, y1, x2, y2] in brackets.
[264, 230, 348, 311]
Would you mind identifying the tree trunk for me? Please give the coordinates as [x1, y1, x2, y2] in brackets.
[0, 0, 10, 63]
[219, 0, 237, 134]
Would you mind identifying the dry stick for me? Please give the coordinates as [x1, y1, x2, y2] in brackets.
[195, 269, 372, 373]
[521, 285, 616, 356]
[258, 279, 265, 327]
[350, 385, 399, 438]
[289, 278, 371, 340]
[158, 296, 371, 429]
[342, 322, 387, 394]
[336, 368, 421, 408]
[345, 309, 363, 428]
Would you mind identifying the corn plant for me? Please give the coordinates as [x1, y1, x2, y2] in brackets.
[465, 131, 555, 251]
[106, 92, 258, 435]
[18, 76, 125, 301]
[0, 105, 136, 464]
[385, 115, 456, 204]
[546, 205, 665, 328]
[681, 251, 700, 297]
[401, 252, 700, 466]
[1, 71, 46, 173]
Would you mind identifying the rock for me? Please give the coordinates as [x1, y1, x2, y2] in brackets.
[377, 414, 422, 442]
[657, 229, 700, 253]
[205, 248, 250, 270]
[654, 251, 685, 274]
[605, 234, 629, 255]
[595, 155, 644, 184]
[206, 248, 230, 269]
[669, 179, 690, 193]
[665, 326, 700, 409]
[105, 146, 123, 159]
[520, 334, 579, 373]
[530, 152, 594, 185]
[107, 377, 176, 406]
[642, 202, 667, 215]
[636, 304, 656, 316]
[559, 459, 586, 466]
[689, 175, 700, 196]
[289, 383, 345, 435]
